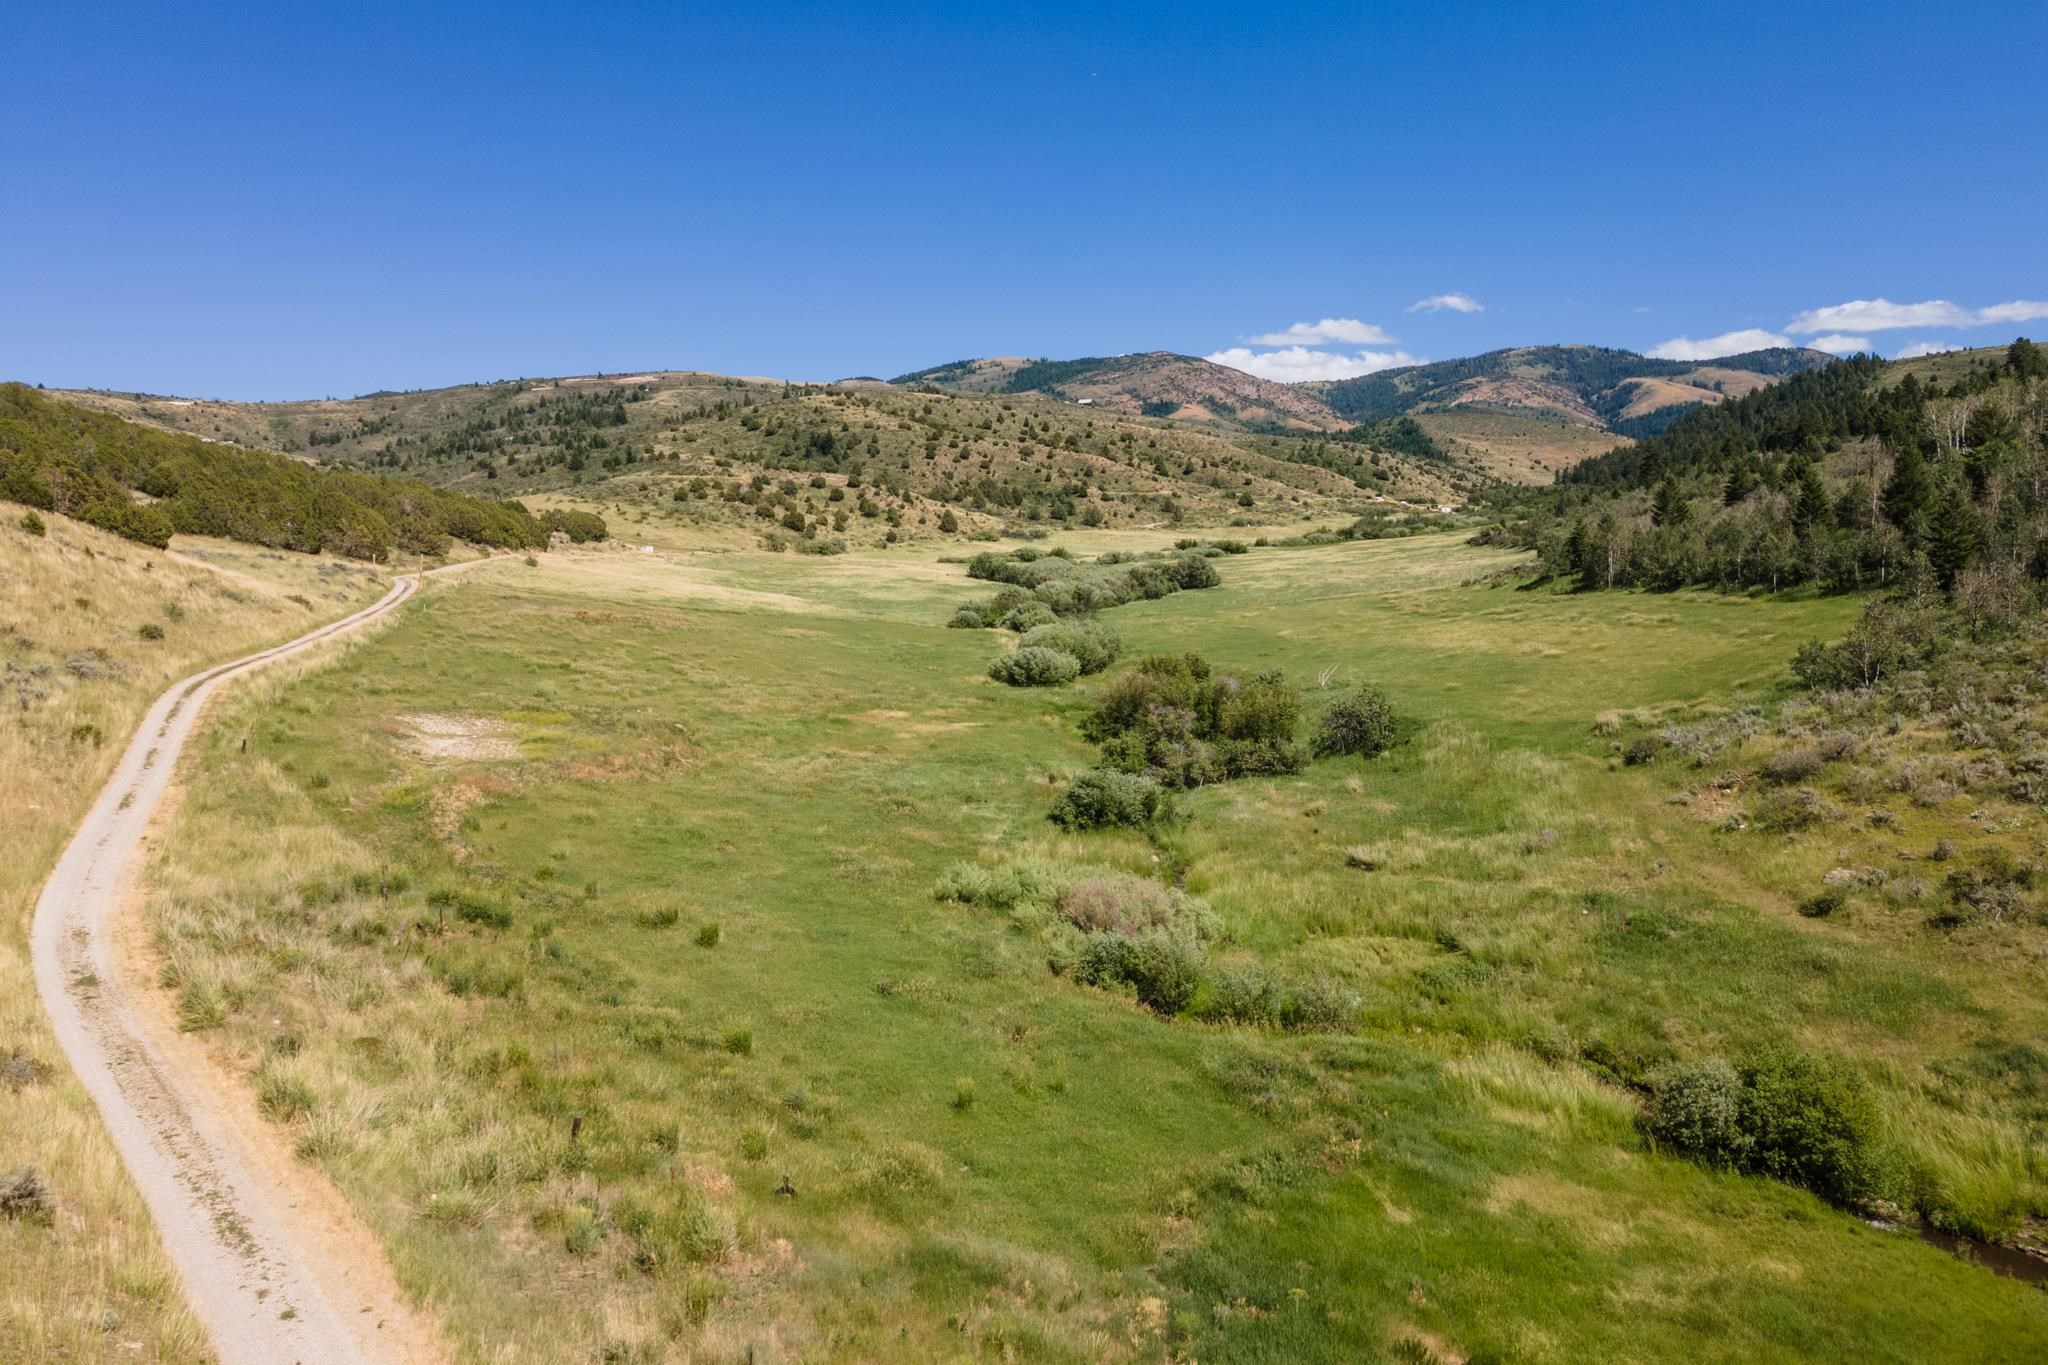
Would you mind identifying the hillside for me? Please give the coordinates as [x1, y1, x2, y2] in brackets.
[1521, 339, 2047, 596]
[2, 384, 580, 559]
[1311, 344, 1836, 438]
[55, 371, 1471, 544]
[890, 344, 1838, 487]
[895, 352, 1350, 432]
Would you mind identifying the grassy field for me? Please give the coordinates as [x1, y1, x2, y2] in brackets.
[139, 531, 2048, 1361]
[0, 509, 389, 1362]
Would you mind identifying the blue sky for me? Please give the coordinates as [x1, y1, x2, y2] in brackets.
[4, 1, 2044, 398]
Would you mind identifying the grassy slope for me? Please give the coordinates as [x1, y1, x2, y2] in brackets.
[139, 535, 2047, 1362]
[0, 508, 389, 1362]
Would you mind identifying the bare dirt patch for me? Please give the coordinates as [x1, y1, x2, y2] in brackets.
[395, 712, 521, 761]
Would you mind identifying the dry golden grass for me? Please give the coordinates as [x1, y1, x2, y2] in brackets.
[0, 507, 387, 1362]
[1412, 409, 1626, 484]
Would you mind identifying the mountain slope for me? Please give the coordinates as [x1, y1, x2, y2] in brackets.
[1310, 344, 1836, 431]
[896, 352, 1350, 432]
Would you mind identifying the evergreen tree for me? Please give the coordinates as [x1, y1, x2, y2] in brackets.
[1723, 463, 1757, 506]
[1651, 478, 1690, 528]
[1882, 443, 1932, 537]
[1791, 465, 1829, 539]
[2008, 337, 2048, 381]
[1926, 483, 1980, 591]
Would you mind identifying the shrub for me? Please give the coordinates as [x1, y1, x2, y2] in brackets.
[1642, 1058, 1747, 1166]
[1071, 927, 1206, 1014]
[18, 511, 45, 537]
[1938, 849, 2036, 926]
[1048, 768, 1175, 830]
[1763, 747, 1825, 785]
[948, 603, 992, 629]
[695, 921, 722, 948]
[1200, 967, 1361, 1031]
[1750, 787, 1829, 832]
[1791, 601, 1939, 691]
[1054, 874, 1218, 939]
[998, 601, 1058, 632]
[1621, 735, 1661, 766]
[1799, 888, 1848, 918]
[1738, 1049, 1889, 1205]
[137, 622, 165, 641]
[1018, 620, 1121, 674]
[1645, 1050, 1891, 1207]
[1, 1048, 53, 1091]
[988, 645, 1080, 687]
[0, 1166, 54, 1224]
[933, 857, 1072, 913]
[1314, 685, 1397, 759]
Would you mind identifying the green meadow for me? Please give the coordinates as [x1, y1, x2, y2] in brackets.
[148, 533, 2048, 1362]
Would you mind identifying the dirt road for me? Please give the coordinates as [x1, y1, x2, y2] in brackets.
[31, 567, 459, 1365]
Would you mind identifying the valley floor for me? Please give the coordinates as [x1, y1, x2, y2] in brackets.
[64, 528, 2048, 1360]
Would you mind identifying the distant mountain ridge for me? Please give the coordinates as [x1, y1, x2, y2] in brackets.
[893, 352, 1352, 432]
[897, 343, 1840, 448]
[1307, 344, 1837, 437]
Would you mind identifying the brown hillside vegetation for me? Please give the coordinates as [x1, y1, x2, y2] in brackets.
[1414, 409, 1631, 485]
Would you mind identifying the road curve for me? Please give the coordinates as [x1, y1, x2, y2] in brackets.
[31, 566, 455, 1365]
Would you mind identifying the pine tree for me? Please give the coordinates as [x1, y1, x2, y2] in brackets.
[1882, 443, 1932, 537]
[1651, 478, 1690, 528]
[1723, 463, 1757, 506]
[1926, 483, 1979, 591]
[1791, 465, 1829, 538]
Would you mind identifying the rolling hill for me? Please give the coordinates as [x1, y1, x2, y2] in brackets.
[894, 352, 1350, 432]
[50, 370, 1470, 544]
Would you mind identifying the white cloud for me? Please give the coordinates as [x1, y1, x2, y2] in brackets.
[1807, 334, 1873, 355]
[1894, 340, 1963, 359]
[1205, 346, 1422, 383]
[1976, 300, 2048, 325]
[1242, 317, 1397, 346]
[1645, 328, 1791, 361]
[1787, 298, 1974, 334]
[1407, 293, 1484, 315]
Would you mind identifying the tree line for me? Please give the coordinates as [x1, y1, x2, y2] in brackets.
[0, 384, 602, 558]
[1507, 342, 2048, 601]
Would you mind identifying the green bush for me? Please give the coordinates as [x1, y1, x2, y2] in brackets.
[1643, 1050, 1891, 1207]
[17, 510, 44, 537]
[1313, 685, 1397, 759]
[1081, 653, 1304, 787]
[1070, 926, 1206, 1014]
[1018, 620, 1121, 674]
[1739, 1049, 1890, 1204]
[997, 601, 1058, 632]
[1199, 967, 1361, 1031]
[948, 602, 992, 629]
[1642, 1058, 1747, 1165]
[1048, 768, 1175, 830]
[988, 645, 1081, 687]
